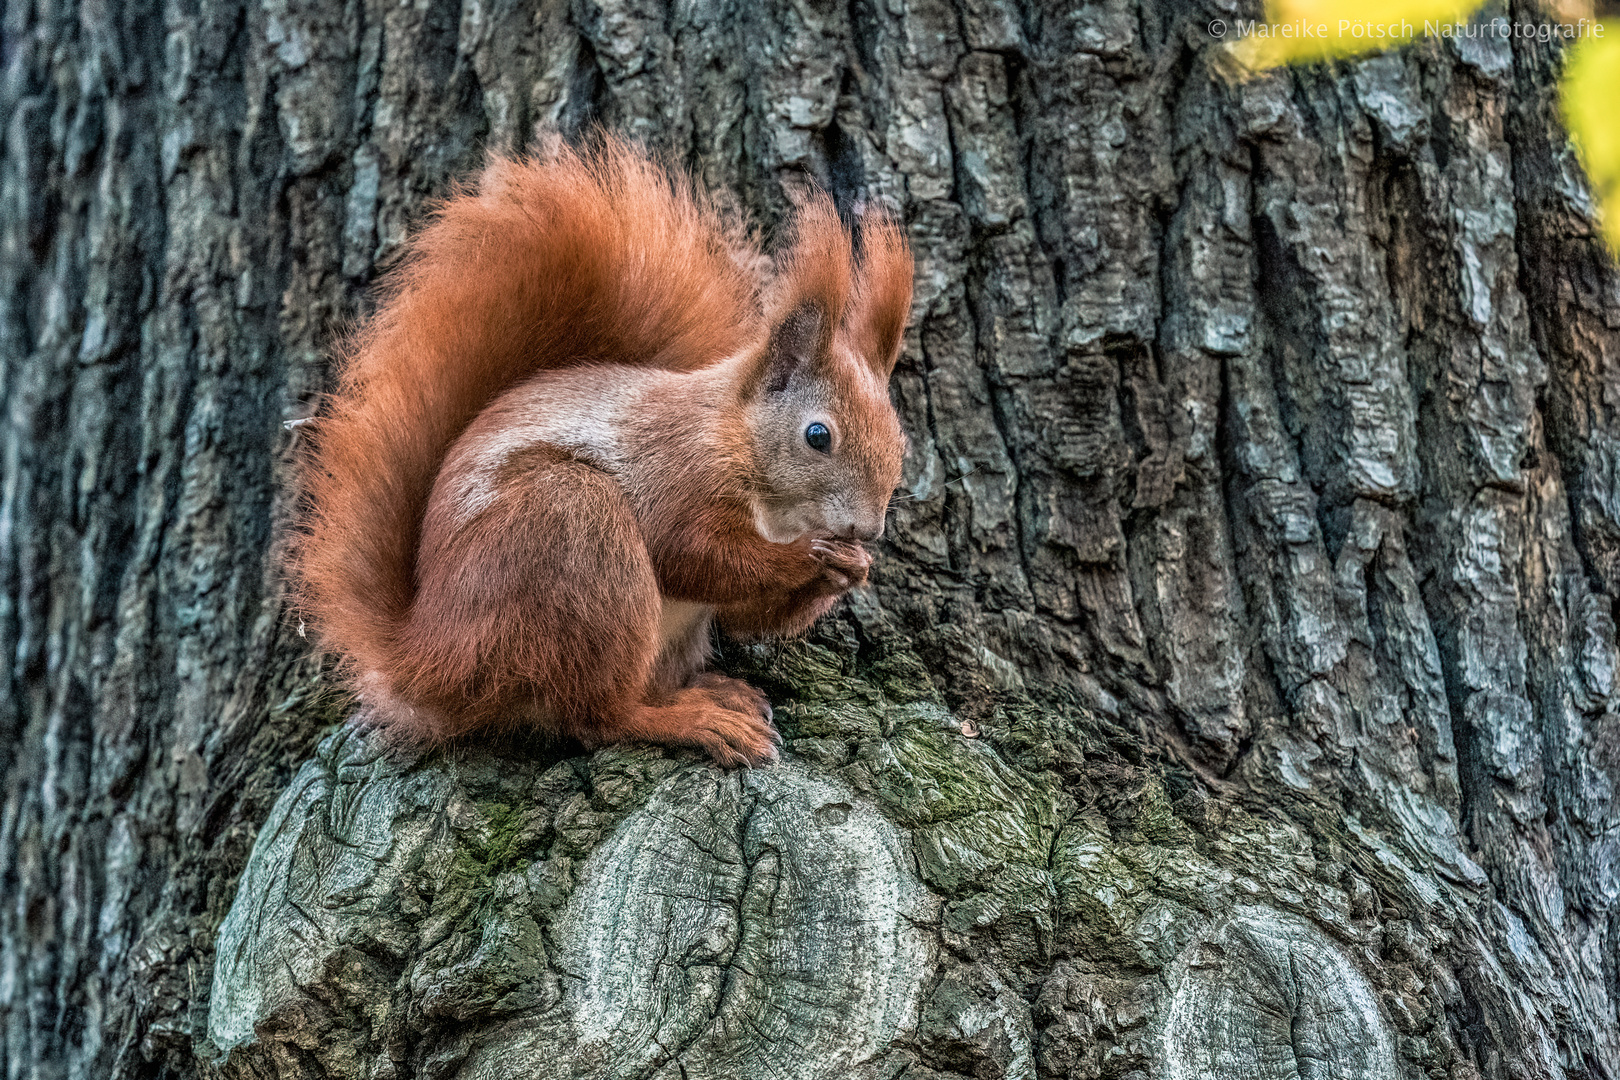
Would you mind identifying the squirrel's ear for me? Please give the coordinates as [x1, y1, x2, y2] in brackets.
[750, 301, 824, 396]
[743, 193, 848, 399]
[846, 214, 913, 378]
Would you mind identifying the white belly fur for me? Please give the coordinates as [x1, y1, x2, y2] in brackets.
[654, 597, 715, 689]
[658, 599, 713, 653]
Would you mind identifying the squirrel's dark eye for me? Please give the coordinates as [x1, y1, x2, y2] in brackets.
[805, 422, 832, 453]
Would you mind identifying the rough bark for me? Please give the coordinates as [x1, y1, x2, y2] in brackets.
[2, 0, 1618, 1076]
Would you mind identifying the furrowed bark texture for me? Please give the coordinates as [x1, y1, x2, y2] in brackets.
[2, 0, 1617, 1076]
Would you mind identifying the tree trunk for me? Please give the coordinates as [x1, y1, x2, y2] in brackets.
[3, 0, 1617, 1075]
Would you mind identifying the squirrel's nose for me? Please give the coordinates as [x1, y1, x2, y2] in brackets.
[834, 520, 884, 543]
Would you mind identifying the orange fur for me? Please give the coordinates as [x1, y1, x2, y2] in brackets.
[291, 137, 913, 765]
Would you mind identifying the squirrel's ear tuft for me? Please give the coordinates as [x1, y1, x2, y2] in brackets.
[740, 194, 853, 399]
[779, 194, 854, 329]
[847, 214, 913, 378]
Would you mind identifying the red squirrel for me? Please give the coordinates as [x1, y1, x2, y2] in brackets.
[292, 138, 913, 766]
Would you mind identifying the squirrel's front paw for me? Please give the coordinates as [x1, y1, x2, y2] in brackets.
[809, 538, 873, 591]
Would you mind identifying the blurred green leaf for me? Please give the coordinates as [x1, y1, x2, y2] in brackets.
[1561, 23, 1620, 252]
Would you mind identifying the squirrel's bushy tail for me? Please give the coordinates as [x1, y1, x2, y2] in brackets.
[292, 137, 763, 686]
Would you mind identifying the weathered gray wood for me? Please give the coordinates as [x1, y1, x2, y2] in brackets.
[208, 730, 939, 1078]
[3, 0, 1619, 1075]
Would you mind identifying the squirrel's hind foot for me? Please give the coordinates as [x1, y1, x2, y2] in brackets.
[617, 679, 779, 768]
[688, 672, 774, 725]
[353, 671, 465, 745]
